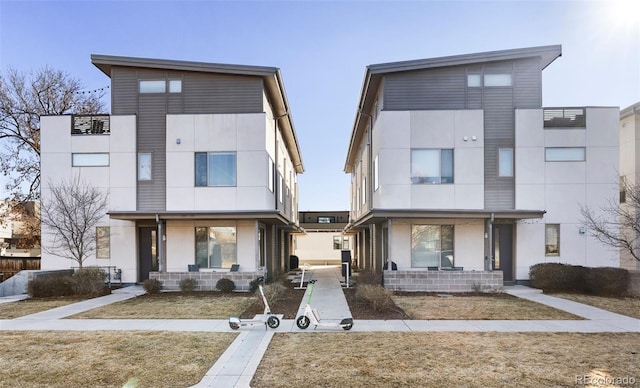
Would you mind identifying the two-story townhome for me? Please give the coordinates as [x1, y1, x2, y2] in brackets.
[620, 102, 640, 271]
[344, 45, 620, 291]
[40, 55, 304, 290]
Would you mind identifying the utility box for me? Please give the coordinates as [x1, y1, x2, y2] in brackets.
[341, 250, 351, 277]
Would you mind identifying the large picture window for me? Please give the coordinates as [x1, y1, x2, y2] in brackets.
[411, 225, 454, 268]
[195, 226, 237, 269]
[195, 152, 237, 186]
[411, 149, 453, 184]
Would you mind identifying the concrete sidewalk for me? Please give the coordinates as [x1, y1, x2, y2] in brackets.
[1, 266, 639, 388]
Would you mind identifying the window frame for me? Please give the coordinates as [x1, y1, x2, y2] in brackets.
[194, 152, 237, 187]
[194, 226, 237, 269]
[498, 148, 514, 177]
[545, 224, 560, 256]
[411, 224, 455, 268]
[138, 153, 152, 181]
[411, 149, 454, 184]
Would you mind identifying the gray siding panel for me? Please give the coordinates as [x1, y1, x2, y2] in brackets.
[384, 67, 467, 110]
[183, 73, 263, 114]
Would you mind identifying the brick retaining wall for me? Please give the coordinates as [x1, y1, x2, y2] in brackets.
[149, 271, 264, 292]
[383, 270, 503, 292]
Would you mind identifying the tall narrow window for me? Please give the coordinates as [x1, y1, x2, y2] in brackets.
[498, 148, 513, 177]
[96, 226, 110, 258]
[411, 149, 454, 184]
[138, 153, 152, 181]
[333, 236, 342, 250]
[374, 154, 379, 191]
[268, 157, 274, 192]
[362, 176, 366, 205]
[545, 224, 560, 256]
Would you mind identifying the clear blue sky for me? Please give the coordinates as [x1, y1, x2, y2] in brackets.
[1, 0, 638, 210]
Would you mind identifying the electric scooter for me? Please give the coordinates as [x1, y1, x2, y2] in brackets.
[296, 279, 353, 331]
[229, 280, 280, 330]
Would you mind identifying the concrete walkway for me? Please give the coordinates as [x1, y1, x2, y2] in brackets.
[1, 266, 639, 388]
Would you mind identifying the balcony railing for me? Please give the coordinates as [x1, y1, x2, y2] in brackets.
[72, 115, 110, 135]
[543, 108, 586, 128]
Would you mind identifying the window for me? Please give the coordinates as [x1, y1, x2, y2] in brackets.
[278, 174, 283, 203]
[362, 176, 366, 205]
[620, 176, 627, 204]
[96, 226, 110, 258]
[484, 74, 512, 87]
[318, 216, 335, 223]
[467, 74, 482, 87]
[342, 237, 349, 250]
[138, 153, 152, 181]
[411, 149, 453, 184]
[195, 226, 237, 269]
[195, 152, 237, 186]
[268, 157, 274, 192]
[411, 225, 454, 268]
[545, 147, 585, 162]
[72, 153, 109, 167]
[333, 236, 342, 250]
[374, 154, 379, 191]
[168, 79, 182, 93]
[498, 148, 513, 177]
[139, 80, 166, 93]
[545, 224, 560, 256]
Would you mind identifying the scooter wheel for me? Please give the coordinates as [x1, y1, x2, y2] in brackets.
[296, 315, 310, 329]
[229, 322, 240, 330]
[343, 323, 353, 331]
[267, 316, 280, 329]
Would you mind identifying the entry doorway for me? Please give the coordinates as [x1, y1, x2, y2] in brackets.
[138, 226, 158, 282]
[492, 224, 514, 282]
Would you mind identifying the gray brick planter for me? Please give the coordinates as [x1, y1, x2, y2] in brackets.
[383, 270, 503, 292]
[149, 271, 264, 292]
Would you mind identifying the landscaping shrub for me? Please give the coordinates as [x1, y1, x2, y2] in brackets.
[179, 278, 198, 292]
[356, 269, 382, 286]
[248, 277, 262, 293]
[142, 278, 162, 294]
[262, 282, 288, 304]
[72, 268, 106, 296]
[28, 275, 75, 297]
[585, 267, 630, 296]
[355, 284, 393, 312]
[530, 263, 630, 296]
[529, 263, 589, 292]
[216, 278, 236, 293]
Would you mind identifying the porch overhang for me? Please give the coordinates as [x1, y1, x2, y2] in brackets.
[107, 210, 305, 232]
[345, 208, 546, 232]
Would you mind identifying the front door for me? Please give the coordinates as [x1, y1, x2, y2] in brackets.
[492, 224, 513, 282]
[138, 227, 158, 282]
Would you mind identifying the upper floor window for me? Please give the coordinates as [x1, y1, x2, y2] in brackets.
[195, 152, 236, 186]
[72, 153, 109, 167]
[138, 153, 152, 181]
[467, 74, 482, 87]
[543, 108, 586, 128]
[484, 74, 512, 87]
[411, 149, 454, 184]
[318, 216, 336, 223]
[498, 148, 514, 177]
[545, 147, 585, 162]
[139, 79, 182, 93]
[373, 154, 379, 191]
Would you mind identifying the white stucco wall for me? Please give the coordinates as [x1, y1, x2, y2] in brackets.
[514, 107, 620, 280]
[295, 231, 352, 263]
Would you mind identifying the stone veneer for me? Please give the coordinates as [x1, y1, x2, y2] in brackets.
[383, 270, 503, 292]
[149, 271, 264, 292]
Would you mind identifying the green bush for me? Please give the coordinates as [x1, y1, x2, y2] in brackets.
[585, 267, 630, 296]
[142, 278, 162, 294]
[28, 275, 75, 298]
[530, 263, 630, 296]
[355, 284, 393, 312]
[216, 278, 236, 293]
[179, 278, 198, 292]
[72, 268, 106, 296]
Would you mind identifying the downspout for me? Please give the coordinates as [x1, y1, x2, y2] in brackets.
[359, 110, 376, 272]
[486, 212, 494, 271]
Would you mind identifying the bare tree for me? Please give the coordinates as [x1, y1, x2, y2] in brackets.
[580, 178, 640, 263]
[0, 67, 105, 247]
[41, 176, 108, 269]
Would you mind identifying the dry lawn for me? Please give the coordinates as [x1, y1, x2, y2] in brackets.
[69, 293, 255, 319]
[0, 297, 89, 319]
[0, 331, 235, 387]
[253, 332, 640, 387]
[551, 293, 640, 319]
[392, 294, 581, 320]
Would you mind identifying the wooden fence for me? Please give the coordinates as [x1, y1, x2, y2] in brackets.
[0, 257, 41, 282]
